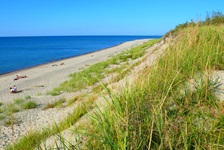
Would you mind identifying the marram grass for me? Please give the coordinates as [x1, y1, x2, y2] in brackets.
[82, 25, 224, 149]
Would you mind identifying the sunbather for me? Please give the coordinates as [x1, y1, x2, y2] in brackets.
[14, 74, 27, 81]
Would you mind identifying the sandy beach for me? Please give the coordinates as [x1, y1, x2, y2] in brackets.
[0, 39, 150, 104]
[0, 39, 151, 149]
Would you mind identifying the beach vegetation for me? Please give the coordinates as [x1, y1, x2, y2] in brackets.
[2, 104, 20, 115]
[0, 102, 3, 106]
[36, 92, 42, 96]
[0, 98, 39, 125]
[4, 117, 21, 127]
[0, 101, 24, 126]
[43, 98, 66, 110]
[165, 11, 224, 38]
[80, 24, 224, 149]
[66, 94, 83, 107]
[47, 90, 61, 96]
[0, 115, 5, 121]
[0, 108, 4, 114]
[24, 95, 31, 99]
[22, 101, 38, 109]
[11, 105, 20, 113]
[4, 119, 12, 126]
[3, 104, 21, 127]
[6, 97, 95, 150]
[78, 67, 84, 70]
[14, 98, 24, 104]
[48, 39, 158, 96]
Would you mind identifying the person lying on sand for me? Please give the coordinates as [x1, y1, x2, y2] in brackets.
[14, 74, 27, 81]
[10, 85, 17, 93]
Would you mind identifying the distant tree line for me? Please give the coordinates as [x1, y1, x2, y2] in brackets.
[164, 11, 224, 37]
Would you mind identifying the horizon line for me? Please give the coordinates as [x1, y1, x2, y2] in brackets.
[0, 34, 164, 38]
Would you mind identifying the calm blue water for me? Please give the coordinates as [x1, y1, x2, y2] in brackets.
[0, 36, 162, 74]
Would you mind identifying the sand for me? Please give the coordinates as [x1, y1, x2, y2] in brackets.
[0, 39, 151, 149]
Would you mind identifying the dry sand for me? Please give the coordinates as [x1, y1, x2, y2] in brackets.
[0, 39, 151, 149]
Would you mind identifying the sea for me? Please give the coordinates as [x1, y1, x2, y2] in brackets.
[0, 35, 162, 75]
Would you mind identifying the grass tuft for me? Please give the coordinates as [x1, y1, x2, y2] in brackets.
[43, 98, 66, 110]
[22, 101, 38, 109]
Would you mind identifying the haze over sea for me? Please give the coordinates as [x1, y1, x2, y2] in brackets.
[0, 35, 161, 75]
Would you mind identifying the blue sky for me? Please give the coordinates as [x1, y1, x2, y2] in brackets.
[0, 0, 223, 37]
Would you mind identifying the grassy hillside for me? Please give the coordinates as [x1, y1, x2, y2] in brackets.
[82, 25, 224, 149]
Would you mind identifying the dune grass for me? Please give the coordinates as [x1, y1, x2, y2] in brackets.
[22, 101, 38, 110]
[48, 39, 158, 96]
[6, 97, 95, 150]
[81, 25, 224, 149]
[42, 98, 66, 110]
[0, 96, 35, 125]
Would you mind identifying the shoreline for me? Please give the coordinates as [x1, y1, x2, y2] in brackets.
[0, 43, 123, 76]
[0, 38, 152, 77]
[0, 39, 152, 105]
